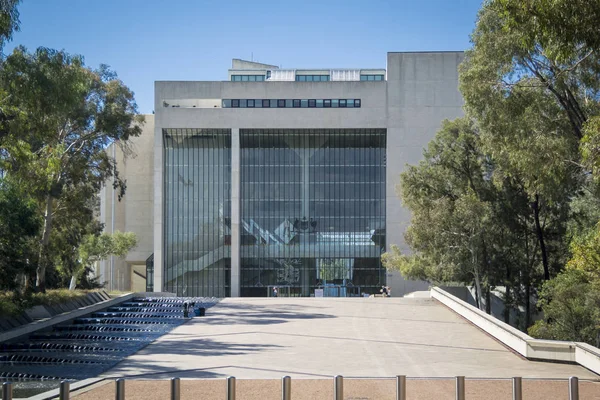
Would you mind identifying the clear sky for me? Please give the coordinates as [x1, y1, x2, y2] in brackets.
[6, 0, 483, 114]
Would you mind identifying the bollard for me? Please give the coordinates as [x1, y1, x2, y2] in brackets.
[282, 375, 291, 400]
[569, 376, 579, 400]
[60, 381, 71, 400]
[334, 375, 343, 400]
[2, 382, 12, 400]
[396, 375, 406, 400]
[512, 377, 522, 400]
[171, 377, 180, 400]
[115, 378, 125, 400]
[455, 376, 465, 400]
[227, 376, 236, 400]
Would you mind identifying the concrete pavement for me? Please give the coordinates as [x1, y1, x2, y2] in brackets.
[101, 297, 599, 380]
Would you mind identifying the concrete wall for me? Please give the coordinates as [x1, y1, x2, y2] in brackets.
[155, 81, 387, 129]
[431, 287, 600, 375]
[100, 115, 155, 291]
[385, 52, 464, 296]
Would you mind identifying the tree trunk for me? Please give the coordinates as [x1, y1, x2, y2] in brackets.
[69, 275, 77, 291]
[531, 195, 550, 280]
[504, 266, 511, 324]
[485, 286, 491, 314]
[525, 283, 531, 329]
[36, 194, 53, 293]
[474, 270, 484, 312]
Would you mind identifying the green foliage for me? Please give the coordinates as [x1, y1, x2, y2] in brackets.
[461, 0, 600, 142]
[27, 289, 88, 307]
[531, 223, 600, 345]
[0, 289, 97, 317]
[0, 46, 144, 291]
[566, 223, 600, 280]
[80, 231, 138, 263]
[0, 0, 20, 53]
[61, 231, 137, 290]
[0, 292, 21, 316]
[0, 177, 40, 291]
[581, 116, 600, 182]
[383, 118, 503, 310]
[382, 246, 442, 283]
[494, 0, 600, 62]
[529, 269, 600, 345]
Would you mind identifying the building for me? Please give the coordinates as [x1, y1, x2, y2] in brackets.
[98, 52, 464, 297]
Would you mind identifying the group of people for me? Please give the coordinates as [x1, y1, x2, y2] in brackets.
[272, 286, 392, 298]
[380, 286, 391, 297]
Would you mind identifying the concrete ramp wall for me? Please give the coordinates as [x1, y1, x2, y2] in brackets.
[431, 287, 600, 375]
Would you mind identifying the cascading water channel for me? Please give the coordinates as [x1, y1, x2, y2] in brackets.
[0, 296, 219, 398]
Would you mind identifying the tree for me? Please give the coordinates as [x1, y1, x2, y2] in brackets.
[383, 118, 502, 311]
[529, 269, 600, 346]
[0, 47, 143, 292]
[459, 0, 597, 281]
[63, 231, 137, 290]
[0, 0, 21, 143]
[0, 177, 39, 291]
[0, 0, 20, 53]
[565, 223, 600, 280]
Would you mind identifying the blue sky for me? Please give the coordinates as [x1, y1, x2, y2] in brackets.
[7, 0, 482, 113]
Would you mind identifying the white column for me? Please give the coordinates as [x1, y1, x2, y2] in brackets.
[230, 128, 241, 297]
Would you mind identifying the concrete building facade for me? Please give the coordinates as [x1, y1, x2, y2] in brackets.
[99, 52, 464, 297]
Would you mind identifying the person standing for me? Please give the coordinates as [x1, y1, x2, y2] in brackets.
[273, 286, 278, 297]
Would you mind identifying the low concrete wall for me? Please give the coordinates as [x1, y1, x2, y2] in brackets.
[0, 293, 135, 343]
[431, 287, 600, 375]
[576, 342, 600, 374]
[431, 287, 530, 356]
[133, 291, 176, 297]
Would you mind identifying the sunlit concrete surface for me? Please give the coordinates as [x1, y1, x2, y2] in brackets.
[102, 298, 598, 380]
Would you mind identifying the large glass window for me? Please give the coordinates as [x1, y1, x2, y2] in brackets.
[163, 129, 232, 297]
[240, 129, 386, 297]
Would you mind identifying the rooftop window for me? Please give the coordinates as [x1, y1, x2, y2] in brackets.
[296, 75, 330, 82]
[360, 74, 385, 81]
[231, 75, 265, 82]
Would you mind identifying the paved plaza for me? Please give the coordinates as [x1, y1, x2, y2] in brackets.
[101, 297, 598, 380]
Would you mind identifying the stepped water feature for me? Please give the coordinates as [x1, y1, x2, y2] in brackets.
[0, 296, 219, 398]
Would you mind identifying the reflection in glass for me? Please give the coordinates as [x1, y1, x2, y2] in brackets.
[163, 129, 231, 297]
[240, 129, 386, 297]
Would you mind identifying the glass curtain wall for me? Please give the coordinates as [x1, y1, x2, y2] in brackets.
[240, 129, 386, 297]
[163, 128, 231, 297]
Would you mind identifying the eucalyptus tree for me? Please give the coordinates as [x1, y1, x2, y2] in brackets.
[0, 47, 143, 292]
[459, 0, 600, 280]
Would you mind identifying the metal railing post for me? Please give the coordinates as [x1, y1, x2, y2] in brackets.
[227, 376, 236, 400]
[115, 378, 125, 400]
[282, 375, 291, 400]
[171, 377, 180, 400]
[569, 376, 579, 400]
[456, 376, 465, 400]
[2, 382, 13, 400]
[334, 375, 343, 400]
[60, 381, 70, 400]
[512, 377, 522, 400]
[396, 375, 406, 400]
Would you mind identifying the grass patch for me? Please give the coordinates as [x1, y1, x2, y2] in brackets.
[0, 292, 22, 317]
[0, 289, 106, 318]
[28, 289, 88, 306]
